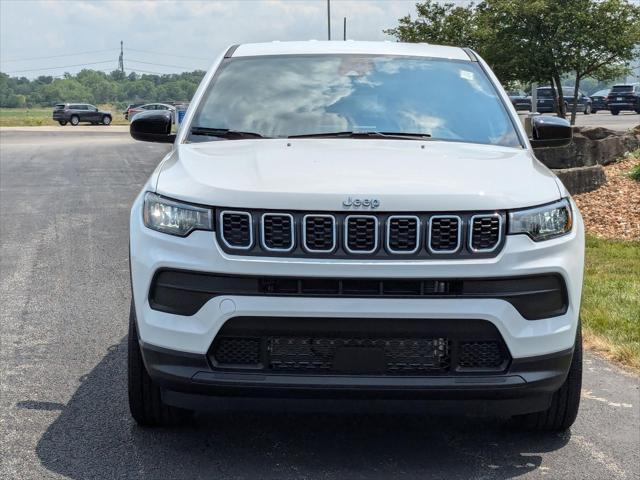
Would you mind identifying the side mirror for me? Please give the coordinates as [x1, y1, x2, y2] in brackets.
[130, 110, 176, 143]
[530, 116, 572, 148]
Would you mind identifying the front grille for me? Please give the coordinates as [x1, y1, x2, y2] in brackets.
[428, 216, 461, 252]
[220, 211, 252, 249]
[303, 215, 335, 252]
[345, 216, 378, 253]
[470, 215, 502, 252]
[216, 209, 505, 259]
[209, 317, 510, 375]
[262, 213, 294, 251]
[387, 216, 419, 253]
[457, 341, 507, 370]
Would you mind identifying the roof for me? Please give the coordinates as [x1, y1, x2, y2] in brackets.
[232, 40, 470, 61]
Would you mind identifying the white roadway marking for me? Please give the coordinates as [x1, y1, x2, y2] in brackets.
[582, 389, 634, 408]
[571, 434, 628, 479]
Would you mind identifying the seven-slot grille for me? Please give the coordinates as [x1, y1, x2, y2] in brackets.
[220, 211, 252, 249]
[428, 216, 461, 253]
[303, 215, 336, 252]
[469, 215, 502, 252]
[387, 216, 419, 253]
[218, 210, 504, 257]
[261, 213, 294, 251]
[345, 216, 378, 253]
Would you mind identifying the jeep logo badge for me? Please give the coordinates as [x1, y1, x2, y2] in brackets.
[342, 197, 380, 209]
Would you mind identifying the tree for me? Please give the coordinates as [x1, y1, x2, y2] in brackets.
[383, 0, 479, 48]
[559, 0, 640, 123]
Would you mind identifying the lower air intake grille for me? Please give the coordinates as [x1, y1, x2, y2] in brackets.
[213, 337, 261, 365]
[209, 318, 511, 375]
[457, 341, 506, 370]
[269, 337, 450, 374]
[470, 215, 501, 252]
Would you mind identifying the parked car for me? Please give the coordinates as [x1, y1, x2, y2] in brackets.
[507, 89, 531, 111]
[52, 103, 112, 126]
[589, 89, 610, 113]
[127, 41, 581, 432]
[536, 87, 592, 114]
[123, 103, 145, 120]
[607, 84, 640, 115]
[128, 103, 175, 122]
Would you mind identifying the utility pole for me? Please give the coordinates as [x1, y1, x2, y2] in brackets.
[118, 40, 124, 74]
[327, 0, 331, 40]
[343, 17, 346, 40]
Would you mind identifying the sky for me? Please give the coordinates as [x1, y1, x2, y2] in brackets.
[0, 0, 440, 78]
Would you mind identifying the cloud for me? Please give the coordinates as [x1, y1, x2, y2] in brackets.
[1, 0, 423, 77]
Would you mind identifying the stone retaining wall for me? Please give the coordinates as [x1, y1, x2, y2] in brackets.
[535, 126, 639, 194]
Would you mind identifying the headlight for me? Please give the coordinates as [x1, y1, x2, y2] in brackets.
[143, 192, 213, 236]
[508, 198, 573, 241]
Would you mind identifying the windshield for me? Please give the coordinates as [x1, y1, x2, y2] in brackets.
[190, 55, 521, 147]
[611, 85, 633, 93]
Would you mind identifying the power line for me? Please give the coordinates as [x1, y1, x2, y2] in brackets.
[5, 60, 115, 74]
[127, 58, 205, 70]
[1, 48, 117, 64]
[126, 48, 210, 61]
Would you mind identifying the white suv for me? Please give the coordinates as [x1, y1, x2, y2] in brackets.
[127, 41, 583, 431]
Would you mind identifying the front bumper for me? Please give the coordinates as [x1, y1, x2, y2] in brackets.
[141, 341, 574, 415]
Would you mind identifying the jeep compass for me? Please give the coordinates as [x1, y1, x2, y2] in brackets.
[127, 41, 583, 431]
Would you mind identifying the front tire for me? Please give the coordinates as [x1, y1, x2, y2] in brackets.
[102, 115, 112, 125]
[128, 301, 191, 427]
[611, 109, 620, 115]
[58, 120, 67, 126]
[512, 322, 582, 431]
[584, 104, 591, 115]
[70, 115, 80, 126]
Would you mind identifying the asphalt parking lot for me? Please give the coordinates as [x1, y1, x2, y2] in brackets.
[1, 128, 639, 479]
[525, 111, 639, 131]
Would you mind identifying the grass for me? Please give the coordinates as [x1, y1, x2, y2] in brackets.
[629, 162, 640, 182]
[0, 105, 128, 126]
[582, 236, 640, 371]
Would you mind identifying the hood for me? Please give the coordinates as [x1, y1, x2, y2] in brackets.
[155, 139, 561, 212]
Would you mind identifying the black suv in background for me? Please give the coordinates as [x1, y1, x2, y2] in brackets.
[52, 103, 112, 126]
[589, 89, 610, 113]
[607, 84, 640, 115]
[536, 87, 592, 114]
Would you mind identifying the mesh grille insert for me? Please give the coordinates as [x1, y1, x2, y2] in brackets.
[221, 212, 252, 248]
[346, 216, 377, 252]
[429, 216, 460, 252]
[304, 216, 335, 252]
[387, 216, 419, 253]
[470, 215, 501, 251]
[269, 337, 450, 374]
[262, 214, 293, 251]
[458, 341, 506, 369]
[213, 337, 260, 365]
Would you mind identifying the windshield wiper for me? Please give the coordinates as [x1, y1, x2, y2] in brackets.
[288, 131, 431, 140]
[190, 126, 268, 139]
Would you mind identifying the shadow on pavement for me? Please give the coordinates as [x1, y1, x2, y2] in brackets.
[31, 337, 570, 479]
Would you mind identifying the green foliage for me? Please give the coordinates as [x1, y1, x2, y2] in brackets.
[629, 163, 640, 182]
[384, 0, 479, 48]
[0, 69, 205, 107]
